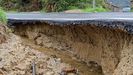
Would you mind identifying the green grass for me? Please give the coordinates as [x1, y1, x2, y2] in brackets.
[0, 8, 7, 24]
[68, 6, 79, 10]
[82, 6, 110, 13]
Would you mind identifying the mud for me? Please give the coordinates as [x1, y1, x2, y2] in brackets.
[13, 22, 133, 75]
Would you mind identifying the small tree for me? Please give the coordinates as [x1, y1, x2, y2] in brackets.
[92, 0, 96, 8]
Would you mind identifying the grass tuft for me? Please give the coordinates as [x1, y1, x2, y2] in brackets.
[83, 6, 110, 13]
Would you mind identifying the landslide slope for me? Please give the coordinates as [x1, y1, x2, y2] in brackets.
[13, 21, 133, 75]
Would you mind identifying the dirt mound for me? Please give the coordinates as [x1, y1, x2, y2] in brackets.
[0, 34, 73, 75]
[13, 22, 133, 75]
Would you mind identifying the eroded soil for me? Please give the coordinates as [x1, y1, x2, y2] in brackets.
[13, 23, 133, 75]
[0, 34, 73, 75]
[21, 36, 103, 75]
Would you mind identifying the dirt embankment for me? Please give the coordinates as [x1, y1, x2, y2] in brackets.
[0, 23, 7, 44]
[14, 23, 133, 75]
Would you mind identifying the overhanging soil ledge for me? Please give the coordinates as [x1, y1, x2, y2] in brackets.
[13, 22, 133, 75]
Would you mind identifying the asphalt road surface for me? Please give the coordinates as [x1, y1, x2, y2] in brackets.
[7, 12, 133, 22]
[7, 12, 133, 34]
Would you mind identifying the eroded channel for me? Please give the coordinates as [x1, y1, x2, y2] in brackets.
[21, 36, 103, 75]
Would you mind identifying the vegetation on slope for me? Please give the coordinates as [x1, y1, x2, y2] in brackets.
[0, 8, 7, 24]
[83, 6, 110, 12]
[0, 0, 108, 12]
